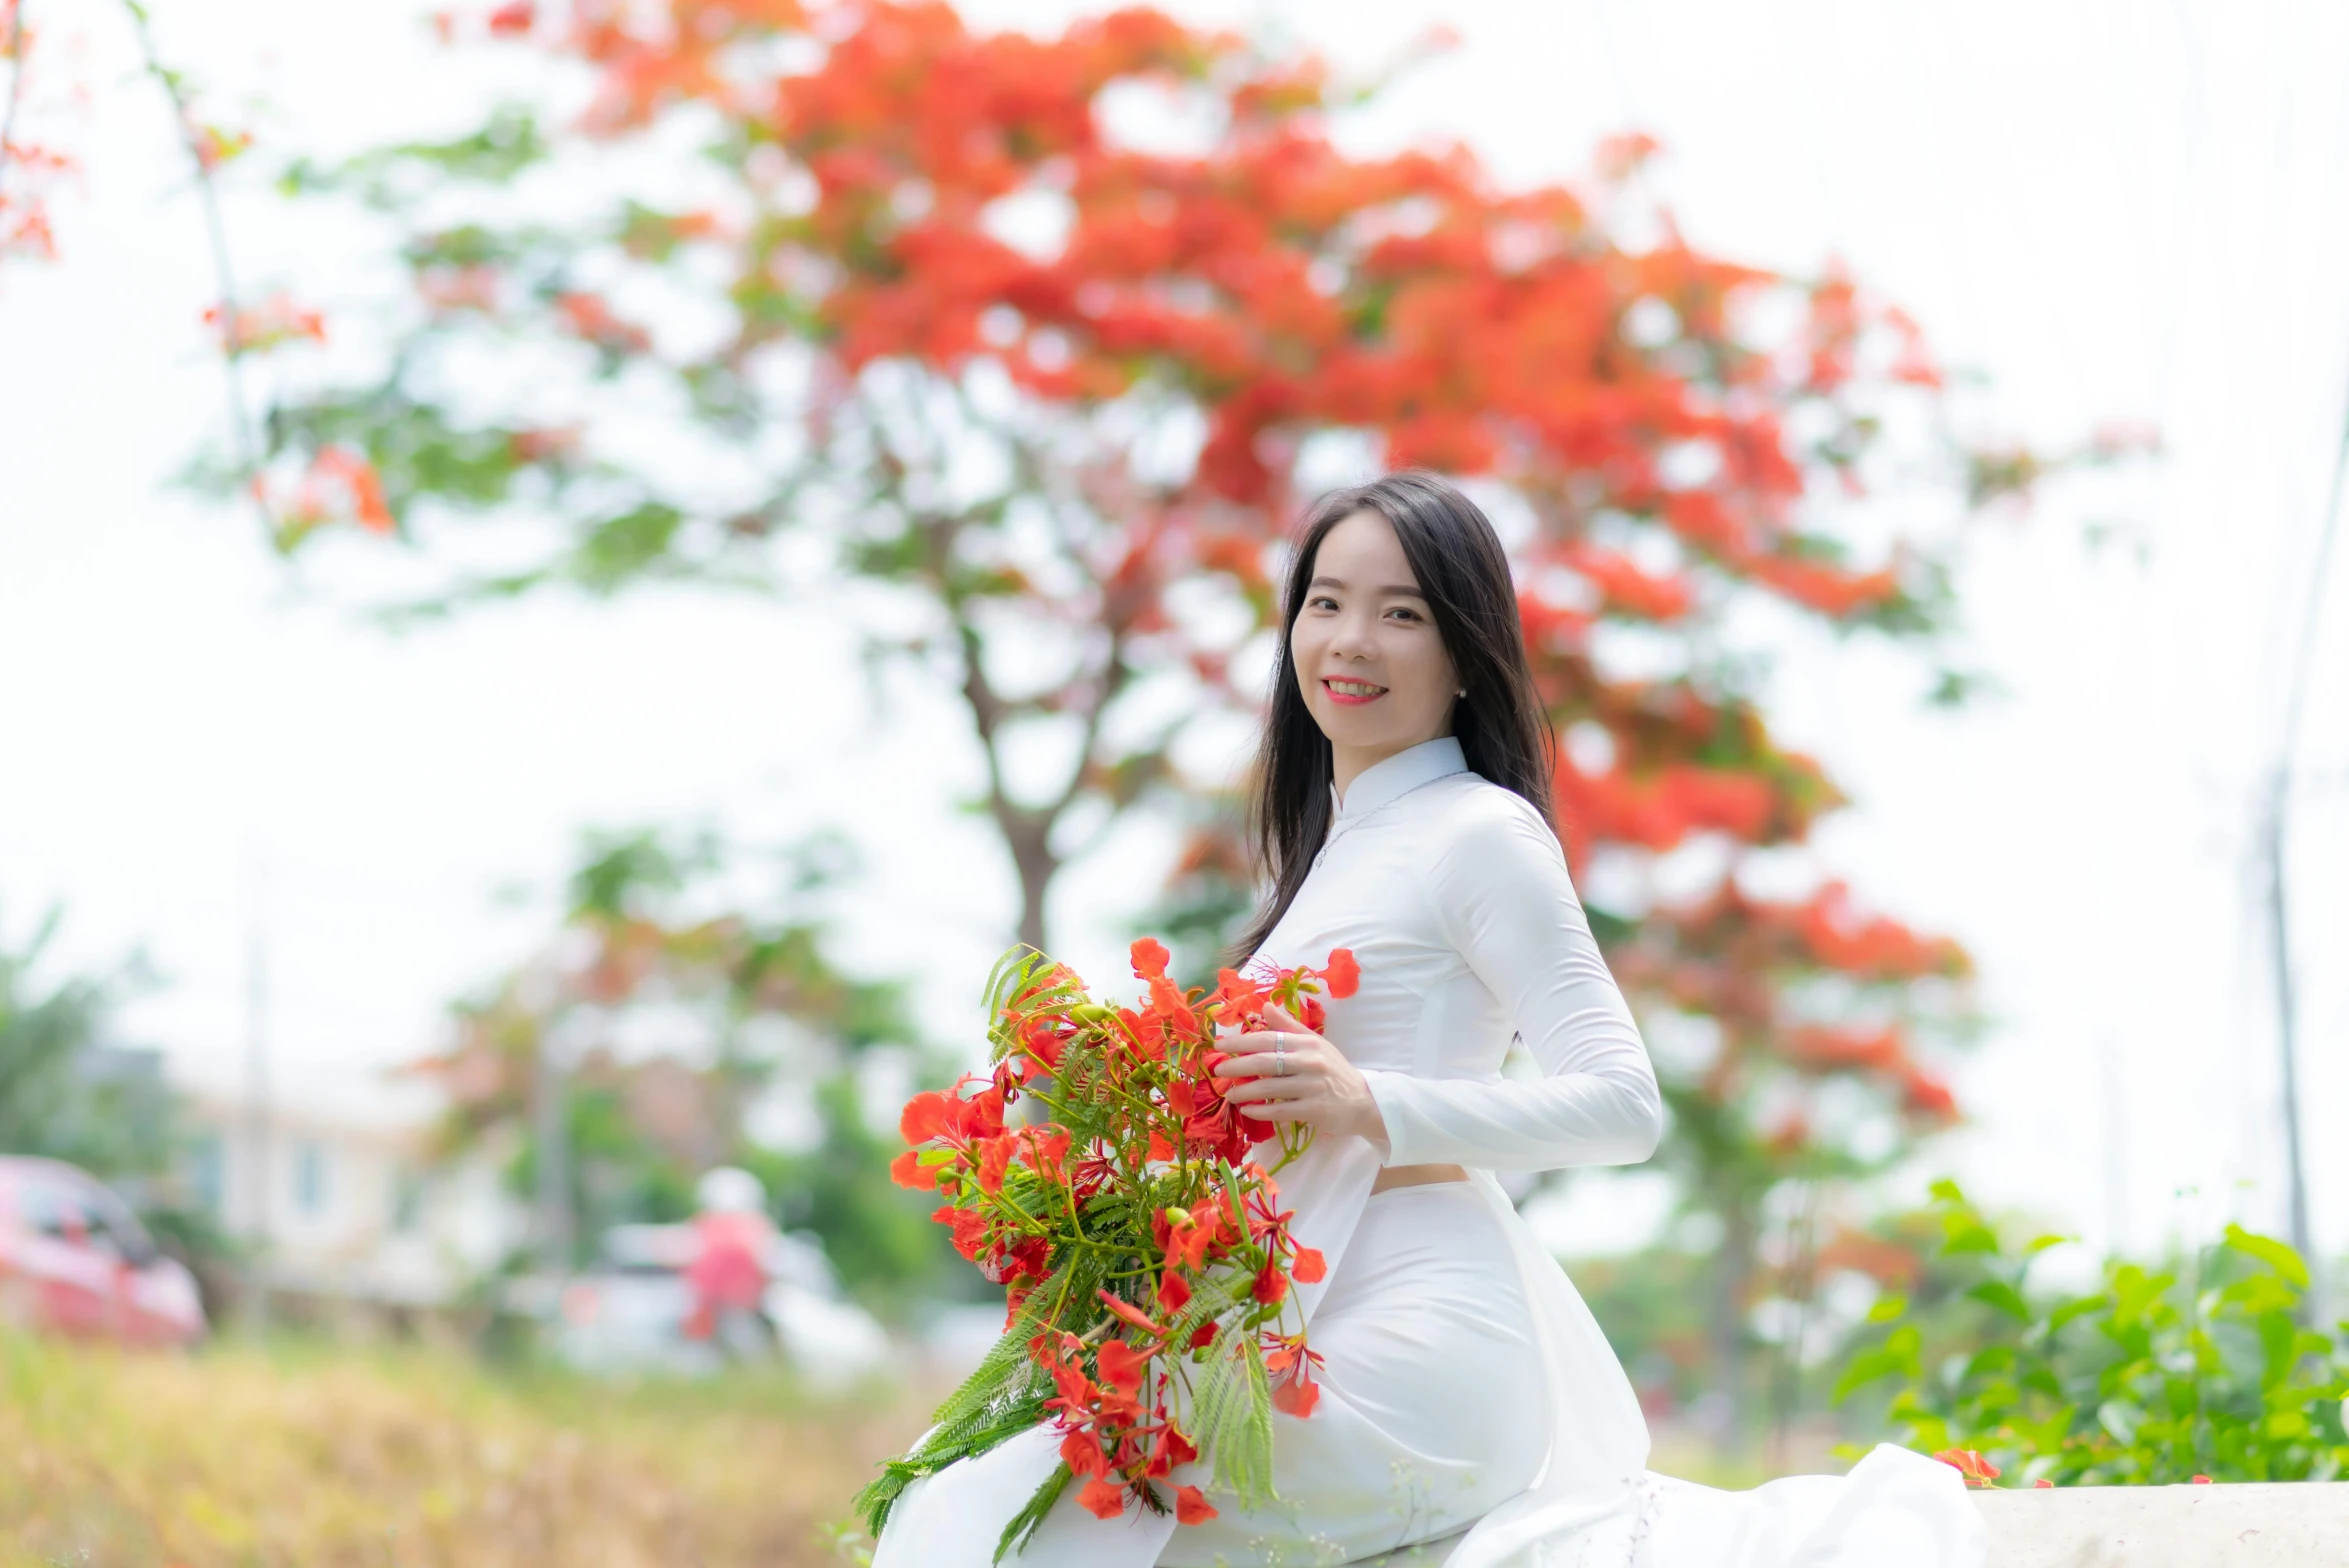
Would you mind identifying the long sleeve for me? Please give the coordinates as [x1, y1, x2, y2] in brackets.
[1356, 795, 1664, 1171]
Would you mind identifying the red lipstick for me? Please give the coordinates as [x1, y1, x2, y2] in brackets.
[1321, 677, 1387, 706]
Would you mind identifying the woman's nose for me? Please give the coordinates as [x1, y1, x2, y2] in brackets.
[1325, 611, 1378, 660]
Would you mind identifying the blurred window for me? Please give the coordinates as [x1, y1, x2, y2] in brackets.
[18, 1181, 90, 1245]
[293, 1141, 329, 1217]
[77, 1183, 157, 1266]
[188, 1134, 225, 1217]
[390, 1167, 423, 1234]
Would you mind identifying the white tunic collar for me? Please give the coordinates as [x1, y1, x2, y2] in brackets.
[1331, 735, 1469, 825]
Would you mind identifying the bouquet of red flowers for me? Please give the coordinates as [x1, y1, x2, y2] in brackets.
[854, 937, 1359, 1561]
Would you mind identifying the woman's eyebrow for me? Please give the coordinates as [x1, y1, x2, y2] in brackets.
[1307, 574, 1427, 598]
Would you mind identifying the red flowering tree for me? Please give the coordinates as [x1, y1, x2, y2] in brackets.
[0, 2, 66, 268]
[2, 0, 303, 540]
[254, 0, 2134, 1427]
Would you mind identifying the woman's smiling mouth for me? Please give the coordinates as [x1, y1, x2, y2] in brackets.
[1322, 677, 1388, 705]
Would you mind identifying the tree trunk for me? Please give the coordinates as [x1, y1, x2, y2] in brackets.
[950, 605, 1067, 957]
[1706, 1201, 1758, 1451]
[1008, 820, 1055, 956]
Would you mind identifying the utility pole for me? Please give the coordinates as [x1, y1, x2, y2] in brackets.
[532, 1018, 571, 1275]
[2261, 367, 2349, 1322]
[244, 849, 272, 1332]
[2259, 775, 2313, 1273]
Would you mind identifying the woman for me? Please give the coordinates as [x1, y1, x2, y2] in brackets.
[875, 474, 1984, 1567]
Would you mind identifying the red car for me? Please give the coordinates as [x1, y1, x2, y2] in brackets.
[0, 1157, 206, 1346]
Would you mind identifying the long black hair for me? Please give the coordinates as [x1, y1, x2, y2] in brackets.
[1235, 471, 1557, 960]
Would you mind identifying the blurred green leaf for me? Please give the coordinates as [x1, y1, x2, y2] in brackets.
[1836, 1179, 2349, 1486]
[2224, 1225, 2309, 1289]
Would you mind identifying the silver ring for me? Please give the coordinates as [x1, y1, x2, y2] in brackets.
[1274, 1042, 1289, 1076]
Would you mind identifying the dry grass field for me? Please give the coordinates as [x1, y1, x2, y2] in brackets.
[0, 1333, 926, 1567]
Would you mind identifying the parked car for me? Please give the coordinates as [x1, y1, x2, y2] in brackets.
[0, 1156, 207, 1346]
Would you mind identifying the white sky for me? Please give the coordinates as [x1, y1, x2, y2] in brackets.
[2, 0, 2345, 1263]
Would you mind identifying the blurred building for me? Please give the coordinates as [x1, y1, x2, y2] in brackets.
[178, 1086, 524, 1311]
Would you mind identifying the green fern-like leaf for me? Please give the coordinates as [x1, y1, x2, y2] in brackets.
[858, 1239, 1124, 1544]
[1165, 1273, 1244, 1357]
[854, 1390, 1053, 1539]
[993, 1462, 1072, 1564]
[1188, 1330, 1277, 1508]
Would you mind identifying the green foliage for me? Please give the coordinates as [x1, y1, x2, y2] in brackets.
[282, 105, 552, 200]
[0, 910, 170, 1179]
[745, 1076, 966, 1307]
[1557, 1244, 1714, 1408]
[1836, 1180, 2349, 1484]
[432, 828, 960, 1303]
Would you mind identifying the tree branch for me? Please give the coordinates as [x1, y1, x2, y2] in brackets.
[0, 1, 26, 201]
[119, 0, 271, 536]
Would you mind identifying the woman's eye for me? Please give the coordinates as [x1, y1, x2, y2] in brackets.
[1385, 606, 1421, 622]
[1309, 595, 1339, 611]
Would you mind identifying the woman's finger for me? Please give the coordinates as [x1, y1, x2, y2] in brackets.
[1214, 1034, 1322, 1075]
[1222, 1064, 1318, 1096]
[1216, 1051, 1322, 1079]
[1256, 1000, 1307, 1034]
[1221, 1026, 1308, 1055]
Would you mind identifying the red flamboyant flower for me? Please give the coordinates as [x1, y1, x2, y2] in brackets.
[975, 1135, 1016, 1194]
[1096, 1338, 1152, 1395]
[1097, 1290, 1167, 1340]
[1321, 949, 1359, 999]
[1061, 1428, 1107, 1477]
[1149, 1426, 1197, 1475]
[1251, 1260, 1289, 1306]
[1932, 1449, 2001, 1488]
[204, 294, 326, 355]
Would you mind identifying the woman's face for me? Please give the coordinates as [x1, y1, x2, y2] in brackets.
[1289, 508, 1462, 791]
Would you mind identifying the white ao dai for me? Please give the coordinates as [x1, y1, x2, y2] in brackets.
[874, 738, 1985, 1568]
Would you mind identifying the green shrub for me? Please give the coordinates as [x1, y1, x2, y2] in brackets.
[1836, 1180, 2349, 1484]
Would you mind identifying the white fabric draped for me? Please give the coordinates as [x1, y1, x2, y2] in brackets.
[872, 739, 1985, 1567]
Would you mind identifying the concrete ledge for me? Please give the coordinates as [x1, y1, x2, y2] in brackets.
[1979, 1483, 2349, 1566]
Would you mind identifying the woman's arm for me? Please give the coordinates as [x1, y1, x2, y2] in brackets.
[1355, 794, 1664, 1171]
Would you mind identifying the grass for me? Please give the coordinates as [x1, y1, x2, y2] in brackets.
[0, 1333, 1868, 1566]
[0, 1333, 927, 1567]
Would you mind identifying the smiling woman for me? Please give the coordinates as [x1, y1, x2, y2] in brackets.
[1237, 473, 1560, 963]
[871, 475, 1983, 1567]
[1290, 509, 1466, 790]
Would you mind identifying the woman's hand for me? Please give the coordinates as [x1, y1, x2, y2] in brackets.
[1214, 1000, 1390, 1151]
